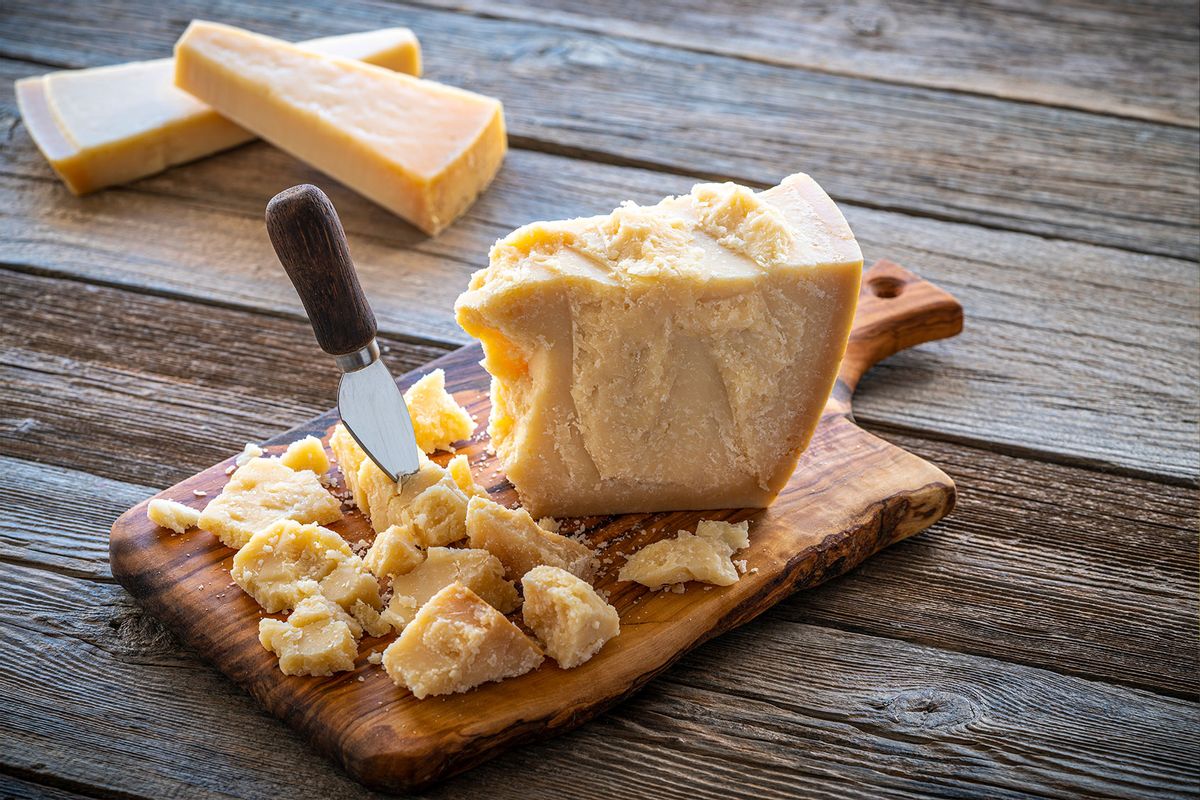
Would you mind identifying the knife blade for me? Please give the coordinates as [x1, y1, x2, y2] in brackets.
[265, 184, 421, 482]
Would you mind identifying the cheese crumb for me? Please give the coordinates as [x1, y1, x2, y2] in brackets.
[235, 442, 264, 467]
[147, 498, 201, 534]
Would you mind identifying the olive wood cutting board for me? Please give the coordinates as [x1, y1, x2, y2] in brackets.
[109, 259, 963, 791]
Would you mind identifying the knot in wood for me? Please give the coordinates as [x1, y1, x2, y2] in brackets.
[882, 688, 980, 730]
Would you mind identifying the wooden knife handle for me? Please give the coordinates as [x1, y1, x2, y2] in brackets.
[838, 259, 964, 397]
[266, 184, 377, 357]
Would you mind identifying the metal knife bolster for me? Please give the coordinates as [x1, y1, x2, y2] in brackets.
[334, 339, 381, 373]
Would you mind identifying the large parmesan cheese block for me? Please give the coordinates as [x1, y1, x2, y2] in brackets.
[15, 28, 421, 195]
[174, 21, 506, 235]
[455, 174, 862, 516]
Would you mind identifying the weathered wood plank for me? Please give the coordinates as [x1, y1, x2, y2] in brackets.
[416, 0, 1200, 127]
[2, 142, 1195, 485]
[0, 775, 104, 800]
[0, 269, 448, 488]
[2, 558, 1196, 800]
[0, 1, 1196, 258]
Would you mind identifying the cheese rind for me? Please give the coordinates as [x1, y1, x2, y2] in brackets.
[259, 595, 360, 676]
[146, 498, 201, 534]
[455, 174, 862, 516]
[521, 566, 619, 668]
[404, 369, 476, 453]
[198, 457, 342, 549]
[381, 546, 519, 631]
[465, 496, 595, 581]
[381, 583, 543, 698]
[231, 521, 352, 612]
[15, 28, 421, 195]
[174, 21, 506, 235]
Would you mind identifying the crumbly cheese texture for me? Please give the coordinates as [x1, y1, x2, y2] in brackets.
[521, 566, 619, 668]
[455, 175, 862, 516]
[330, 424, 369, 511]
[280, 435, 331, 474]
[198, 457, 342, 549]
[363, 524, 426, 579]
[259, 595, 360, 676]
[382, 546, 519, 632]
[447, 454, 488, 497]
[231, 521, 353, 612]
[175, 21, 506, 235]
[465, 496, 595, 581]
[404, 369, 476, 453]
[15, 28, 421, 195]
[146, 498, 201, 534]
[619, 519, 750, 588]
[382, 582, 543, 698]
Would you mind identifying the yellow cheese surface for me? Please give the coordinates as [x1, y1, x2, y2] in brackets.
[465, 496, 595, 581]
[15, 28, 421, 195]
[618, 520, 750, 589]
[146, 498, 201, 534]
[259, 595, 360, 676]
[521, 565, 619, 668]
[231, 520, 352, 612]
[279, 435, 331, 474]
[363, 524, 426, 579]
[455, 174, 862, 516]
[403, 369, 476, 453]
[197, 457, 342, 549]
[381, 546, 519, 632]
[330, 423, 369, 512]
[175, 21, 506, 235]
[381, 583, 542, 698]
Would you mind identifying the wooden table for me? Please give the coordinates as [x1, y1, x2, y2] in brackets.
[1, 2, 1197, 798]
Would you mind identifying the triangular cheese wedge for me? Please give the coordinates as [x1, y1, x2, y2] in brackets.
[174, 20, 506, 235]
[455, 174, 862, 516]
[15, 28, 421, 194]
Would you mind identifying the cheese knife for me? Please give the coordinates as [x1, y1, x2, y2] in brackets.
[265, 183, 421, 483]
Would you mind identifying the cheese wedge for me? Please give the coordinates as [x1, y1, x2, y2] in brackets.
[15, 28, 421, 195]
[174, 20, 506, 235]
[455, 174, 862, 516]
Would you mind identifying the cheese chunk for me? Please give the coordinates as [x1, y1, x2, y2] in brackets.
[618, 520, 750, 589]
[198, 457, 342, 549]
[175, 21, 506, 235]
[280, 435, 331, 474]
[231, 521, 353, 612]
[447, 454, 488, 498]
[15, 28, 421, 195]
[318, 555, 382, 611]
[146, 498, 201, 534]
[382, 583, 542, 698]
[465, 496, 595, 581]
[521, 566, 619, 668]
[404, 369, 476, 453]
[359, 459, 470, 545]
[455, 174, 862, 516]
[381, 547, 519, 632]
[363, 524, 426, 579]
[330, 423, 369, 511]
[259, 595, 359, 676]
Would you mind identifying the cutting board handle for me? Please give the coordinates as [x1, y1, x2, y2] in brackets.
[838, 259, 963, 397]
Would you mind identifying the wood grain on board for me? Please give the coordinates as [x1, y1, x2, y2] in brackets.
[2, 133, 1196, 484]
[0, 1, 1196, 258]
[108, 264, 962, 789]
[414, 0, 1200, 126]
